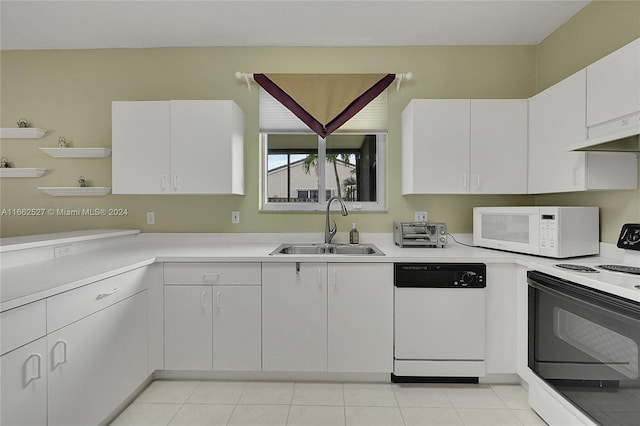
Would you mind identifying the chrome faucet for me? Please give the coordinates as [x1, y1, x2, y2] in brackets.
[324, 196, 349, 244]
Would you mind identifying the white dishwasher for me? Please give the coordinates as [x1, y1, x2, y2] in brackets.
[393, 263, 486, 382]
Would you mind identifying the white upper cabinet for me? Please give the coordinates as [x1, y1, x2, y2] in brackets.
[470, 99, 528, 194]
[112, 100, 244, 195]
[112, 101, 171, 194]
[586, 38, 640, 130]
[402, 99, 471, 194]
[529, 70, 588, 193]
[402, 99, 528, 194]
[529, 69, 638, 194]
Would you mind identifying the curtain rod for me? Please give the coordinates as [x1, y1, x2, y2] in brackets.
[234, 72, 413, 91]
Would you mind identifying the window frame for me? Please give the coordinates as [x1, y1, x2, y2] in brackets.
[260, 132, 386, 212]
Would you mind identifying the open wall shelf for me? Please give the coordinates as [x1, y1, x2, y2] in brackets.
[0, 168, 46, 178]
[38, 187, 111, 196]
[39, 148, 111, 158]
[0, 128, 47, 139]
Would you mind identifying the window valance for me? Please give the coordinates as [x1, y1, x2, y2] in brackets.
[253, 73, 395, 138]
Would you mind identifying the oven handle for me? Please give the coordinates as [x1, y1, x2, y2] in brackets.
[528, 270, 640, 317]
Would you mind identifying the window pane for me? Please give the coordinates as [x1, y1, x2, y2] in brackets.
[266, 134, 319, 203]
[325, 134, 377, 202]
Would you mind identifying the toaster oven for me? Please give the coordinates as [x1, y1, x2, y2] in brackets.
[393, 222, 447, 248]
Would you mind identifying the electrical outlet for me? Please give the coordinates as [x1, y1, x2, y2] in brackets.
[54, 245, 71, 258]
[415, 211, 428, 222]
[232, 211, 240, 224]
[146, 212, 155, 225]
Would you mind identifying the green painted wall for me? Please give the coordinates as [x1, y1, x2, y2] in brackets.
[1, 1, 638, 242]
[0, 46, 535, 238]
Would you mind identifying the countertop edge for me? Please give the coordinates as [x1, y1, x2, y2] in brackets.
[0, 229, 141, 253]
[2, 236, 638, 311]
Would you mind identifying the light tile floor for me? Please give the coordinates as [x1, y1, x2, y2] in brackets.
[110, 381, 547, 426]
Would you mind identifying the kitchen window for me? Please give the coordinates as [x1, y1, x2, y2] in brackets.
[260, 88, 386, 211]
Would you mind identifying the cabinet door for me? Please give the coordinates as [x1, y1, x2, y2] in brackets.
[1, 338, 47, 426]
[328, 263, 393, 373]
[262, 263, 327, 372]
[402, 99, 471, 194]
[164, 285, 213, 370]
[470, 100, 528, 194]
[112, 101, 171, 194]
[47, 292, 148, 426]
[587, 39, 640, 127]
[528, 70, 587, 193]
[484, 264, 517, 375]
[213, 285, 261, 371]
[170, 101, 244, 194]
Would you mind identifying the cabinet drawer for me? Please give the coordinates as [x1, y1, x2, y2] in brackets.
[164, 263, 261, 285]
[47, 267, 148, 333]
[0, 300, 46, 355]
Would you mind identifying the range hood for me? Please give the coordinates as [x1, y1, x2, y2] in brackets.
[568, 112, 640, 151]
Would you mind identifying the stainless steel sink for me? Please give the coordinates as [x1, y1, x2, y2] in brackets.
[276, 245, 327, 255]
[270, 243, 385, 256]
[330, 245, 381, 255]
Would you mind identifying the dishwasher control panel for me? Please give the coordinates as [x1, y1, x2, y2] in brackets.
[394, 263, 486, 288]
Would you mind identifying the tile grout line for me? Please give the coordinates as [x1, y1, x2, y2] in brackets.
[226, 381, 248, 426]
[285, 381, 295, 426]
[391, 383, 408, 426]
[342, 382, 347, 426]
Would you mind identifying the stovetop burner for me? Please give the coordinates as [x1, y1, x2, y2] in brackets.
[597, 264, 640, 275]
[554, 264, 599, 273]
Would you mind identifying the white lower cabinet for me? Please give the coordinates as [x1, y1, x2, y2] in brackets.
[164, 286, 213, 370]
[262, 262, 393, 373]
[47, 292, 148, 426]
[163, 263, 262, 371]
[262, 262, 328, 372]
[213, 285, 261, 371]
[484, 264, 518, 376]
[328, 263, 393, 373]
[0, 338, 47, 426]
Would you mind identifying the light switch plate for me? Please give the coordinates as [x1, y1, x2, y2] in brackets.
[232, 211, 240, 224]
[146, 212, 155, 225]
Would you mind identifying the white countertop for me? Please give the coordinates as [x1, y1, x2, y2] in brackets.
[1, 230, 639, 311]
[0, 229, 140, 252]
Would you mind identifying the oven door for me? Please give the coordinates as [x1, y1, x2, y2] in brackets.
[528, 270, 640, 426]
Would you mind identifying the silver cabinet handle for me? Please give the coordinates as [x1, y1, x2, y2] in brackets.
[173, 175, 179, 191]
[24, 353, 42, 386]
[476, 174, 481, 190]
[462, 174, 469, 190]
[52, 340, 68, 370]
[333, 268, 337, 290]
[161, 175, 167, 191]
[203, 272, 220, 283]
[216, 291, 222, 309]
[97, 288, 119, 299]
[201, 290, 208, 309]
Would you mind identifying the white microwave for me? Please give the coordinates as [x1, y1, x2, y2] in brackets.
[473, 206, 599, 258]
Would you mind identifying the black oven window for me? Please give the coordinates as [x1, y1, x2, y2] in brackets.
[528, 271, 640, 426]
